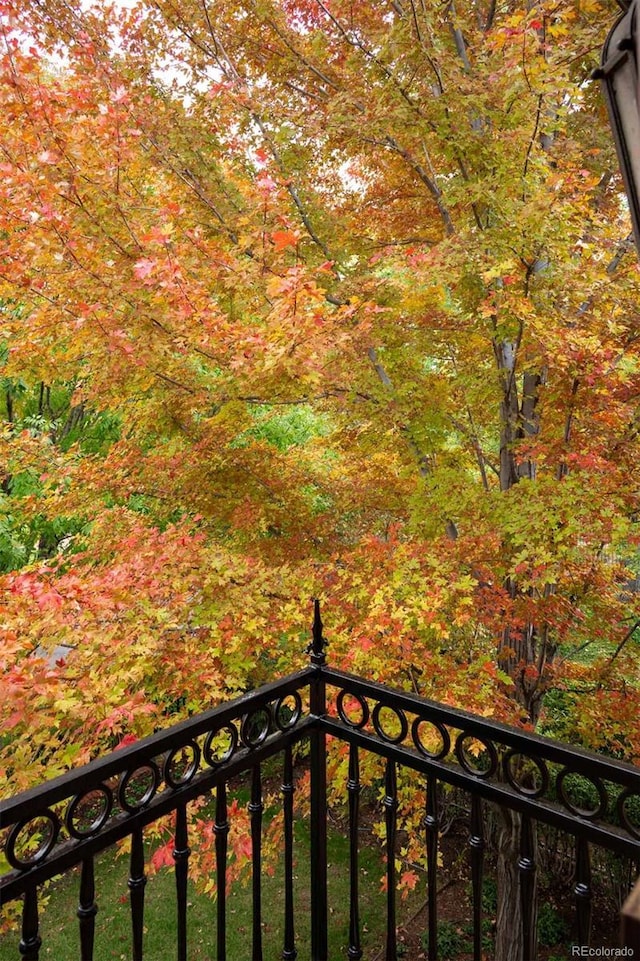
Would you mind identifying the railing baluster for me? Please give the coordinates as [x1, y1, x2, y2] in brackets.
[518, 814, 536, 961]
[19, 885, 41, 961]
[282, 745, 297, 961]
[309, 599, 328, 961]
[249, 764, 264, 961]
[425, 774, 439, 961]
[174, 802, 190, 961]
[574, 836, 592, 947]
[129, 826, 146, 961]
[215, 783, 229, 961]
[469, 795, 485, 961]
[78, 856, 97, 961]
[384, 758, 398, 961]
[347, 743, 363, 961]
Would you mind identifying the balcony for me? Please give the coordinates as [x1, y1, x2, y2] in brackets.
[1, 602, 639, 960]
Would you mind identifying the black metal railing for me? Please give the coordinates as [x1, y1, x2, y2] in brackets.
[1, 600, 640, 960]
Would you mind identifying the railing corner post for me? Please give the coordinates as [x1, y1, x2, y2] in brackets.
[309, 598, 327, 668]
[309, 598, 328, 961]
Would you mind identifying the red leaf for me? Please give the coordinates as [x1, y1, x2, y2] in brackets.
[115, 733, 137, 750]
[133, 258, 156, 280]
[150, 841, 174, 870]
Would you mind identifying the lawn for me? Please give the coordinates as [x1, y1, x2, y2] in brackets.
[0, 816, 413, 960]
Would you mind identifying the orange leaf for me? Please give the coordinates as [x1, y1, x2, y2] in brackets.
[271, 230, 298, 250]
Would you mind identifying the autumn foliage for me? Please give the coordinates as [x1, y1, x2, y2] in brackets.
[1, 0, 639, 823]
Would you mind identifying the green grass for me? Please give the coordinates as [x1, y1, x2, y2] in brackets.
[1, 818, 408, 960]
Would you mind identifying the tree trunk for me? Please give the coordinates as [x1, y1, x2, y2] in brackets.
[492, 343, 543, 960]
[495, 806, 538, 961]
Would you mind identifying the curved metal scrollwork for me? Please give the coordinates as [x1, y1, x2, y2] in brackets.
[617, 789, 640, 840]
[118, 761, 161, 814]
[556, 769, 609, 821]
[6, 811, 60, 871]
[241, 707, 272, 749]
[163, 741, 201, 789]
[274, 691, 303, 732]
[411, 717, 450, 761]
[454, 733, 499, 779]
[203, 723, 239, 768]
[336, 691, 370, 729]
[65, 785, 113, 839]
[371, 703, 408, 745]
[502, 751, 549, 799]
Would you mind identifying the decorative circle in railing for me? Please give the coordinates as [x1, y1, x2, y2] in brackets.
[241, 707, 272, 749]
[163, 741, 201, 789]
[371, 703, 409, 745]
[502, 751, 549, 799]
[6, 810, 60, 871]
[118, 762, 161, 814]
[273, 692, 303, 732]
[454, 733, 499, 779]
[336, 691, 370, 729]
[411, 717, 451, 760]
[203, 724, 238, 768]
[556, 769, 608, 820]
[65, 785, 113, 839]
[617, 789, 640, 840]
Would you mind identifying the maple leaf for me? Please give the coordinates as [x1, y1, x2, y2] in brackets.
[133, 258, 156, 280]
[141, 225, 173, 245]
[150, 840, 174, 871]
[256, 172, 277, 193]
[271, 229, 298, 250]
[399, 870, 419, 898]
[110, 85, 129, 104]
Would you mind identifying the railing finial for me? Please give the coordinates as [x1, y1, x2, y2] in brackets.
[308, 598, 327, 666]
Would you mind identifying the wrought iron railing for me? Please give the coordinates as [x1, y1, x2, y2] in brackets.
[1, 601, 640, 960]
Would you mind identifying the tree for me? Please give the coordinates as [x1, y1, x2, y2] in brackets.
[2, 1, 640, 956]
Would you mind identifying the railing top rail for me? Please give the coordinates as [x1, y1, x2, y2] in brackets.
[322, 666, 640, 787]
[1, 667, 313, 825]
